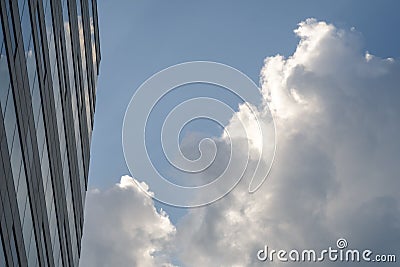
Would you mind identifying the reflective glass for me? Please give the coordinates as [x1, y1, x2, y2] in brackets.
[22, 200, 33, 256]
[28, 232, 38, 266]
[4, 85, 16, 153]
[16, 164, 28, 221]
[26, 44, 37, 93]
[41, 225, 49, 267]
[0, 45, 11, 112]
[35, 11, 45, 76]
[0, 231, 6, 266]
[10, 129, 23, 191]
[9, 227, 20, 266]
[5, 0, 16, 52]
[0, 10, 3, 47]
[18, 0, 31, 52]
[76, 0, 92, 134]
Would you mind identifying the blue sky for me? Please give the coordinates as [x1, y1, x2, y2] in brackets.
[88, 0, 400, 223]
[81, 1, 400, 266]
[90, 0, 400, 189]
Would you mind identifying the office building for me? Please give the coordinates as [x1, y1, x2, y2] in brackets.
[0, 0, 100, 265]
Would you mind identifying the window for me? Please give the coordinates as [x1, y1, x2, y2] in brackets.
[0, 230, 7, 266]
[10, 226, 21, 267]
[34, 6, 45, 77]
[41, 224, 49, 267]
[0, 44, 12, 113]
[3, 86, 16, 150]
[16, 164, 28, 222]
[22, 199, 33, 253]
[18, 0, 31, 52]
[0, 14, 3, 46]
[27, 231, 38, 266]
[5, 0, 17, 54]
[10, 128, 23, 190]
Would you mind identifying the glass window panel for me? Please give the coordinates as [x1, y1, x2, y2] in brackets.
[0, 82, 10, 115]
[35, 10, 45, 76]
[41, 163, 49, 195]
[18, 0, 31, 52]
[31, 76, 41, 120]
[0, 231, 6, 266]
[10, 226, 20, 267]
[41, 225, 49, 267]
[50, 204, 61, 267]
[3, 81, 14, 116]
[45, 172, 53, 214]
[49, 203, 56, 245]
[5, 113, 16, 155]
[28, 232, 38, 266]
[56, 250, 62, 267]
[0, 46, 11, 107]
[17, 0, 26, 19]
[39, 137, 46, 168]
[76, 0, 92, 133]
[88, 0, 97, 73]
[36, 110, 45, 156]
[22, 200, 33, 254]
[43, 0, 50, 14]
[25, 128, 33, 166]
[48, 33, 56, 74]
[5, 0, 16, 52]
[4, 87, 16, 150]
[41, 147, 49, 187]
[10, 134, 23, 190]
[0, 15, 3, 46]
[17, 165, 28, 220]
[26, 44, 37, 90]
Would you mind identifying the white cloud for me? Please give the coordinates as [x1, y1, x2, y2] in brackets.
[80, 175, 176, 267]
[82, 19, 400, 266]
[176, 18, 400, 266]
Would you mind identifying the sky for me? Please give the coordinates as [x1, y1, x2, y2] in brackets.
[81, 1, 400, 266]
[89, 0, 400, 190]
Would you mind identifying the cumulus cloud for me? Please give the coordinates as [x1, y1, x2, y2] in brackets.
[175, 18, 400, 266]
[80, 176, 176, 267]
[82, 19, 400, 266]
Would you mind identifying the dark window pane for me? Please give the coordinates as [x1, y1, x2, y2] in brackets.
[10, 226, 20, 267]
[0, 232, 7, 266]
[35, 9, 45, 76]
[0, 45, 11, 109]
[5, 0, 16, 52]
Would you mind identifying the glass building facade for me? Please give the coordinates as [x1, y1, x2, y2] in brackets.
[0, 0, 100, 265]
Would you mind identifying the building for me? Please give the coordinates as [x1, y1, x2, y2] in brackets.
[0, 0, 100, 265]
